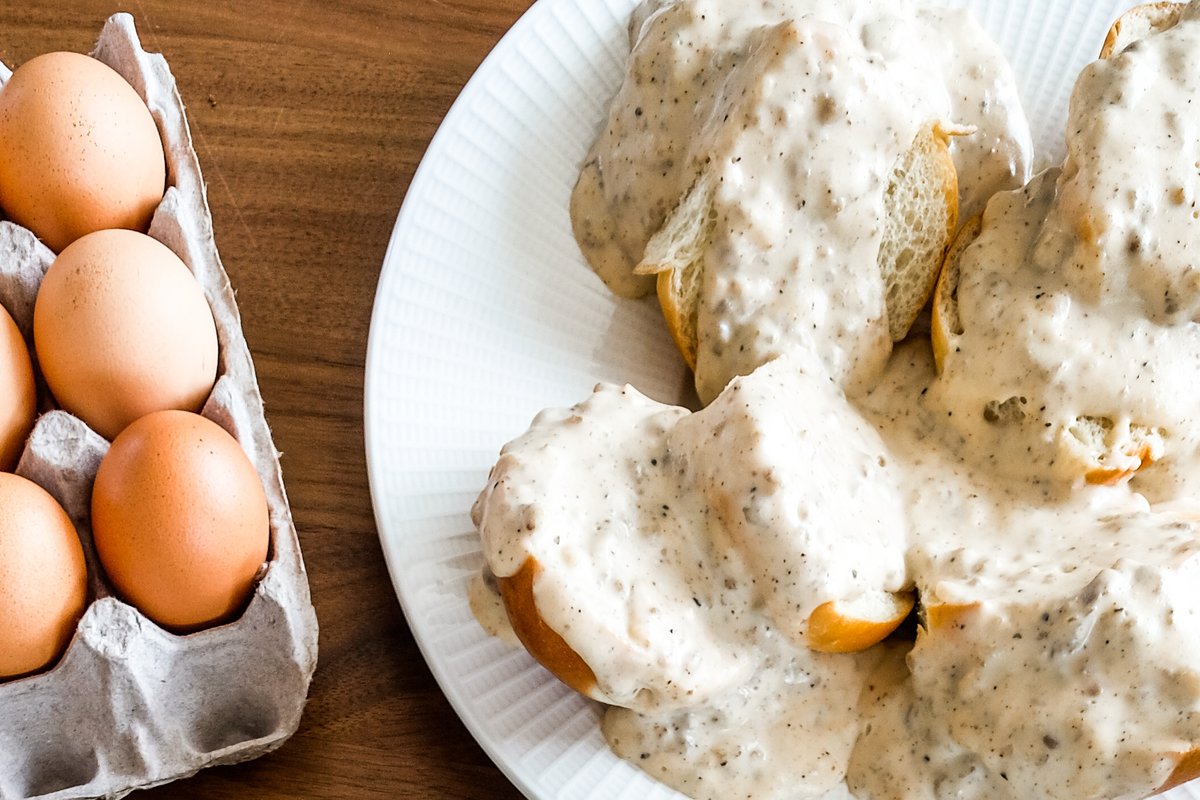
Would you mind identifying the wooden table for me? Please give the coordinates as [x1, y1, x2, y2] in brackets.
[0, 2, 531, 798]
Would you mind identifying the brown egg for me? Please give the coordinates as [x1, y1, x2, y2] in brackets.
[0, 51, 166, 253]
[0, 473, 87, 679]
[0, 304, 35, 471]
[91, 410, 269, 633]
[33, 229, 218, 441]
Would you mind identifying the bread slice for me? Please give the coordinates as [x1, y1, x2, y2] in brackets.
[640, 171, 716, 372]
[933, 6, 1187, 488]
[935, 4, 1189, 375]
[879, 125, 961, 342]
[636, 123, 958, 376]
[935, 214, 1170, 487]
[1093, 1, 1187, 492]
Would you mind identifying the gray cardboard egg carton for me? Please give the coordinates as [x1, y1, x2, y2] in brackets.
[0, 14, 319, 799]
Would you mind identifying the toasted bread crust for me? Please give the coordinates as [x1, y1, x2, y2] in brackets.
[497, 558, 601, 701]
[807, 591, 916, 654]
[1101, 2, 1185, 59]
[930, 213, 981, 374]
[656, 259, 699, 371]
[1158, 747, 1200, 794]
[920, 601, 981, 633]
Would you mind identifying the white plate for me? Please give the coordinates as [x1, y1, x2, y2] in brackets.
[363, 1, 1200, 798]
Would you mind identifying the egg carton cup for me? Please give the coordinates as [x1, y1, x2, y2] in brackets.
[0, 14, 318, 800]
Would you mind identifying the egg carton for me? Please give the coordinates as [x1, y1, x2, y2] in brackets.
[0, 14, 318, 800]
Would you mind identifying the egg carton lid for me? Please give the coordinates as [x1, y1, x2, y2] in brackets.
[0, 14, 318, 800]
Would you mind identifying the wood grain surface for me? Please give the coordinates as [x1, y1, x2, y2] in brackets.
[0, 2, 531, 798]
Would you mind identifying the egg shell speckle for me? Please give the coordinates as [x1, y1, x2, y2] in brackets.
[34, 228, 219, 442]
[92, 410, 270, 633]
[0, 50, 166, 254]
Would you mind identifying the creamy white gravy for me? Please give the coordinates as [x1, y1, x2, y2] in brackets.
[570, 0, 1032, 403]
[931, 4, 1200, 504]
[474, 2, 1200, 799]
